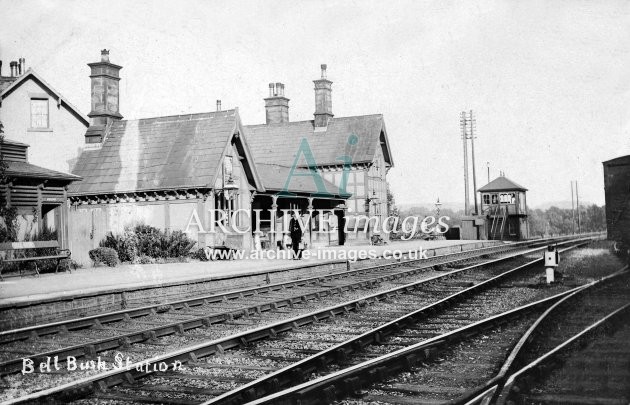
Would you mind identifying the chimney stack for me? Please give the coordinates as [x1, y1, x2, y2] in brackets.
[264, 82, 289, 124]
[85, 50, 122, 143]
[313, 64, 333, 128]
[216, 99, 222, 111]
[87, 49, 123, 127]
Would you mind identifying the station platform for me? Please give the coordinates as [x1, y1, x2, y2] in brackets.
[0, 239, 499, 307]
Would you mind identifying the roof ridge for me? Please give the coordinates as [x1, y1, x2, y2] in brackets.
[117, 110, 236, 124]
[245, 113, 383, 128]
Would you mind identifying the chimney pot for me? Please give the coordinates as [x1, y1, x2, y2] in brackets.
[264, 82, 289, 124]
[321, 64, 327, 79]
[0, 61, 3, 76]
[9, 61, 17, 77]
[101, 49, 110, 62]
[216, 99, 222, 111]
[19, 58, 25, 75]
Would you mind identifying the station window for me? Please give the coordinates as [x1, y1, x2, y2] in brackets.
[499, 193, 516, 204]
[483, 194, 490, 205]
[30, 98, 49, 129]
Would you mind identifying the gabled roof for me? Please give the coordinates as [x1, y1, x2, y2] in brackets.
[256, 163, 349, 198]
[478, 176, 528, 192]
[5, 161, 81, 182]
[69, 110, 264, 195]
[245, 114, 393, 168]
[0, 68, 89, 127]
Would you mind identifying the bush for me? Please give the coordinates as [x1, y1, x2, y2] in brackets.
[98, 225, 196, 263]
[99, 230, 138, 262]
[89, 247, 120, 267]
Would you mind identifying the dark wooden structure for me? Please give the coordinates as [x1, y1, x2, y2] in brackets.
[478, 175, 529, 241]
[1, 139, 81, 247]
[603, 155, 630, 248]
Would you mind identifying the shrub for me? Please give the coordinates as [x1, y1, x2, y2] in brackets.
[98, 225, 196, 263]
[89, 247, 120, 267]
[100, 230, 138, 262]
[163, 230, 196, 258]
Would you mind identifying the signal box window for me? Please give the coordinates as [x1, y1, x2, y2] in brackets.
[30, 99, 49, 129]
[483, 194, 490, 205]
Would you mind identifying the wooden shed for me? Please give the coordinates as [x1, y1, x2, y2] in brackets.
[1, 139, 81, 246]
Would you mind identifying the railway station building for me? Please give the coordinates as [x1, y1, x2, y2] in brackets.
[246, 65, 394, 245]
[1, 51, 395, 264]
[66, 52, 388, 264]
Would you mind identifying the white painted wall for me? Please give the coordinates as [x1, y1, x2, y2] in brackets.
[0, 77, 88, 173]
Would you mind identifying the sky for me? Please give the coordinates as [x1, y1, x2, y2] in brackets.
[1, 0, 628, 208]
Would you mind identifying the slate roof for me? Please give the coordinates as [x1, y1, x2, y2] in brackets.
[245, 115, 393, 168]
[6, 161, 81, 182]
[0, 76, 17, 93]
[69, 110, 257, 195]
[1, 68, 89, 126]
[256, 163, 348, 198]
[478, 176, 528, 192]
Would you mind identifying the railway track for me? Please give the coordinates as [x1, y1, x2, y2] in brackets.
[0, 239, 564, 379]
[493, 269, 630, 405]
[0, 237, 598, 404]
[241, 267, 629, 405]
[0, 243, 521, 362]
[2, 238, 581, 363]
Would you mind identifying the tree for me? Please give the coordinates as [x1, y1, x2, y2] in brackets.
[386, 182, 398, 217]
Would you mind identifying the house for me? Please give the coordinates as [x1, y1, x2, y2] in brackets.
[0, 58, 89, 173]
[68, 52, 347, 264]
[246, 65, 394, 244]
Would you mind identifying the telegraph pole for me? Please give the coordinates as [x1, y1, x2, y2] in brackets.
[576, 181, 581, 233]
[571, 181, 575, 234]
[468, 110, 479, 215]
[460, 112, 470, 215]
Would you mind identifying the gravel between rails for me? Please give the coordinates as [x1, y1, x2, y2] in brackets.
[0, 244, 588, 403]
[338, 317, 538, 404]
[523, 318, 630, 404]
[76, 256, 577, 404]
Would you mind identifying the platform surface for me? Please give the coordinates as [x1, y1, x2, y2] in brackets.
[0, 240, 496, 305]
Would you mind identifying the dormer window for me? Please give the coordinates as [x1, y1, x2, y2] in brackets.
[30, 98, 49, 129]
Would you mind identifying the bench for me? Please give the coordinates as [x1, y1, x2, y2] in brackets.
[0, 241, 71, 279]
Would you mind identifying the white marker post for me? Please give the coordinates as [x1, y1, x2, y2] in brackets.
[544, 245, 560, 284]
